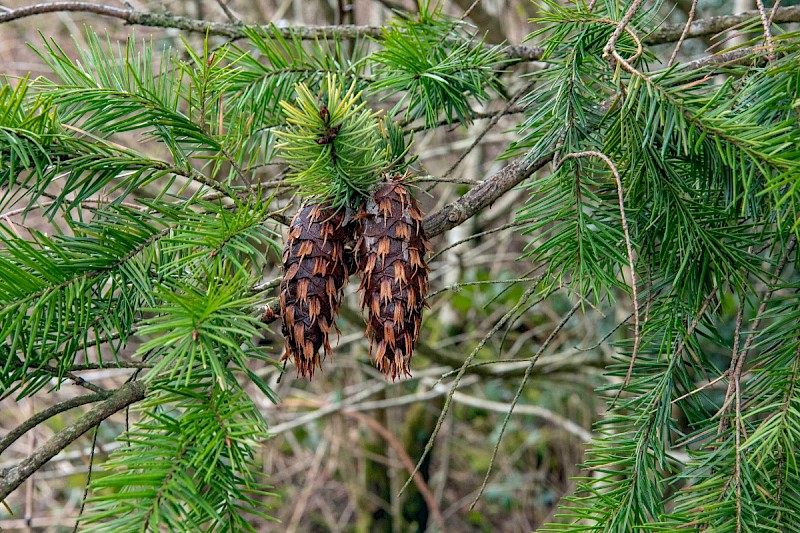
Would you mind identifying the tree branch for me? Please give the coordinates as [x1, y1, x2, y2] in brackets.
[647, 5, 800, 45]
[5, 2, 798, 64]
[422, 156, 550, 238]
[0, 2, 382, 39]
[0, 391, 111, 455]
[259, 155, 550, 322]
[683, 46, 761, 70]
[0, 381, 146, 502]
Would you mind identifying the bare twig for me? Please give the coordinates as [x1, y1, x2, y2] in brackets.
[214, 0, 239, 22]
[72, 425, 99, 532]
[470, 299, 582, 509]
[650, 5, 800, 44]
[451, 0, 503, 44]
[603, 0, 645, 64]
[424, 380, 593, 442]
[426, 277, 541, 300]
[423, 157, 550, 238]
[3, 2, 797, 63]
[560, 152, 640, 397]
[683, 46, 762, 71]
[768, 0, 783, 26]
[716, 235, 798, 433]
[4, 361, 108, 396]
[575, 311, 634, 352]
[0, 381, 146, 501]
[755, 0, 776, 61]
[428, 221, 521, 262]
[671, 371, 729, 404]
[399, 283, 541, 496]
[668, 0, 699, 67]
[442, 83, 535, 181]
[404, 107, 525, 133]
[0, 2, 382, 40]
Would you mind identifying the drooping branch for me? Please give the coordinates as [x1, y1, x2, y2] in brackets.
[0, 381, 146, 502]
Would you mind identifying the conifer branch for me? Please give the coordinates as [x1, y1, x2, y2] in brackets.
[560, 151, 639, 402]
[0, 2, 382, 39]
[0, 391, 111, 455]
[0, 381, 146, 502]
[422, 156, 550, 238]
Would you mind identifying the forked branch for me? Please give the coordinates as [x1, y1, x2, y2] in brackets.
[0, 381, 146, 502]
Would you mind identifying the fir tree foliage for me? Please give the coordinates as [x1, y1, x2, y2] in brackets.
[371, 0, 505, 127]
[381, 116, 418, 173]
[0, 29, 283, 526]
[275, 74, 385, 209]
[81, 370, 277, 532]
[0, 2, 506, 525]
[0, 77, 59, 185]
[223, 25, 371, 143]
[272, 0, 506, 208]
[509, 1, 800, 531]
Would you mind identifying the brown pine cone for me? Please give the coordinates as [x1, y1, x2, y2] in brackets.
[280, 204, 351, 379]
[357, 179, 429, 379]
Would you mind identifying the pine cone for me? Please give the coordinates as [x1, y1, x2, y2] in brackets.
[280, 204, 351, 379]
[357, 180, 429, 379]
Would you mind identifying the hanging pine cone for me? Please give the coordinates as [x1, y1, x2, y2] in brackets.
[280, 204, 351, 379]
[357, 179, 429, 379]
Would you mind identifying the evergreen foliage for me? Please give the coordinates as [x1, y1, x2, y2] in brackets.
[0, 29, 288, 527]
[275, 75, 385, 208]
[370, 0, 505, 127]
[1, 0, 799, 530]
[510, 2, 800, 531]
[0, 1, 503, 527]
